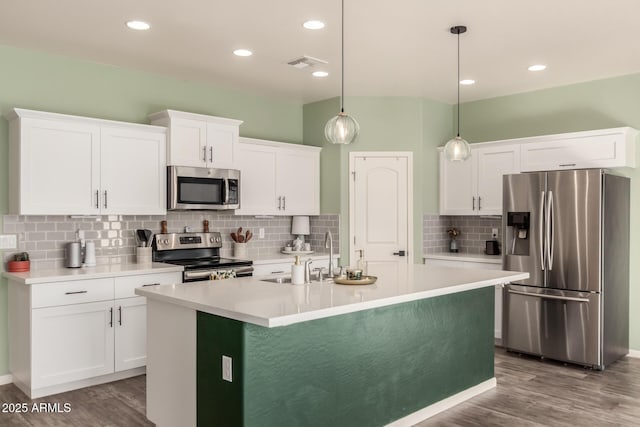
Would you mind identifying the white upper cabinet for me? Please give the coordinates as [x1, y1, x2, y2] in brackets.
[7, 108, 166, 215]
[520, 127, 637, 172]
[236, 137, 321, 216]
[440, 144, 520, 216]
[148, 110, 242, 169]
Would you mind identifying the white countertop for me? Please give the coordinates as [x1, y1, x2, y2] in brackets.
[247, 252, 339, 265]
[2, 262, 184, 285]
[423, 253, 502, 264]
[136, 263, 528, 328]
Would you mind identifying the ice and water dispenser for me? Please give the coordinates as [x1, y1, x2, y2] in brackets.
[506, 212, 530, 255]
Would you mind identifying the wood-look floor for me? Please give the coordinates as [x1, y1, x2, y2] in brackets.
[0, 349, 638, 426]
[418, 348, 640, 427]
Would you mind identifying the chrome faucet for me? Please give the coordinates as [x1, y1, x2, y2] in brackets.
[325, 230, 334, 277]
[304, 259, 313, 284]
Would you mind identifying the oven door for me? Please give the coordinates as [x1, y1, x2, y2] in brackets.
[168, 166, 240, 210]
[183, 266, 254, 282]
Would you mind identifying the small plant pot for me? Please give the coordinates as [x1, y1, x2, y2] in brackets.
[8, 260, 30, 272]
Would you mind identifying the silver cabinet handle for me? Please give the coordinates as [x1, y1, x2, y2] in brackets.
[548, 191, 554, 270]
[508, 289, 589, 303]
[209, 146, 213, 163]
[95, 190, 99, 209]
[478, 196, 481, 211]
[559, 163, 576, 167]
[539, 191, 545, 271]
[203, 146, 207, 162]
[142, 283, 160, 287]
[282, 196, 286, 210]
[118, 306, 122, 326]
[109, 307, 113, 327]
[278, 196, 282, 210]
[472, 196, 475, 211]
[271, 270, 285, 274]
[104, 190, 108, 209]
[65, 290, 88, 295]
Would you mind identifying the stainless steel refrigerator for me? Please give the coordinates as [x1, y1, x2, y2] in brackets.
[502, 169, 629, 369]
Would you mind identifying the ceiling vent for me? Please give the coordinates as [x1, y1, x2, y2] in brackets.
[287, 55, 328, 69]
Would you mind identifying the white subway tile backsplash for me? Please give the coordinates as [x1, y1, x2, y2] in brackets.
[423, 214, 502, 255]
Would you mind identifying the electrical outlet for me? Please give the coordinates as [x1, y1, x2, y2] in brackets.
[0, 234, 17, 249]
[222, 355, 233, 382]
[491, 228, 498, 239]
[259, 228, 265, 239]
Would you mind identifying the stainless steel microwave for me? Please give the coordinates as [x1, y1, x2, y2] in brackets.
[167, 166, 240, 210]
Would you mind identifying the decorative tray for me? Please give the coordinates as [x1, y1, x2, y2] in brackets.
[333, 275, 377, 286]
[281, 250, 315, 255]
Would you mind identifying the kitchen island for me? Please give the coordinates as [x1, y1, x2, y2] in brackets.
[136, 264, 528, 427]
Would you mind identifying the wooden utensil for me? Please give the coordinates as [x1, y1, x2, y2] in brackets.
[231, 232, 238, 242]
[237, 234, 244, 243]
[160, 220, 167, 234]
[237, 227, 243, 237]
[203, 220, 209, 233]
[245, 230, 252, 242]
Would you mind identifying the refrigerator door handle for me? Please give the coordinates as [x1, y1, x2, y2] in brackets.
[539, 191, 545, 271]
[547, 190, 554, 270]
[507, 289, 589, 303]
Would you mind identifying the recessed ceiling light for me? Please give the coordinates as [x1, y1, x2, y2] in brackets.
[125, 20, 151, 31]
[233, 49, 253, 57]
[303, 20, 325, 30]
[312, 71, 329, 78]
[528, 64, 547, 71]
[459, 79, 475, 85]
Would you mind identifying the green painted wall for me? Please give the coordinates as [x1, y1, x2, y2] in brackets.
[459, 73, 640, 351]
[303, 97, 452, 265]
[197, 287, 494, 426]
[0, 45, 303, 376]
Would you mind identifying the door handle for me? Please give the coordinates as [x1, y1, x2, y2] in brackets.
[203, 146, 207, 162]
[277, 196, 282, 210]
[209, 146, 213, 163]
[118, 306, 122, 326]
[539, 191, 545, 271]
[472, 196, 475, 211]
[104, 190, 108, 209]
[282, 196, 286, 210]
[95, 190, 99, 209]
[393, 250, 406, 257]
[142, 283, 160, 287]
[478, 196, 482, 211]
[109, 307, 113, 327]
[548, 191, 554, 271]
[508, 289, 589, 303]
[65, 290, 88, 295]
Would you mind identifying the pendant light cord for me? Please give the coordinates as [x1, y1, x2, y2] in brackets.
[456, 29, 460, 138]
[341, 0, 345, 113]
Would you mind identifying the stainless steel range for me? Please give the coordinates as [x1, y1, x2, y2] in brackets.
[152, 232, 253, 282]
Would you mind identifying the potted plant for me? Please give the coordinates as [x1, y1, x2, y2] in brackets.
[8, 252, 30, 272]
[447, 228, 461, 253]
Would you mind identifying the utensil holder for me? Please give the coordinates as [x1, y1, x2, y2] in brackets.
[234, 242, 247, 259]
[137, 247, 152, 264]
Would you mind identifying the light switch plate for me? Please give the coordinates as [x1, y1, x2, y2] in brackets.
[222, 355, 233, 382]
[0, 234, 17, 250]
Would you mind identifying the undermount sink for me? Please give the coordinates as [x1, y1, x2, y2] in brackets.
[261, 276, 293, 284]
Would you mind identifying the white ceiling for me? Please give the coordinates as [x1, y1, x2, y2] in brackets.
[2, 0, 640, 105]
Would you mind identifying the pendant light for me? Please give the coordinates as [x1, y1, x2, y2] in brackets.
[324, 0, 359, 145]
[444, 25, 471, 162]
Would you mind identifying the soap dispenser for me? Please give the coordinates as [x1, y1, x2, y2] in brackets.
[291, 255, 304, 285]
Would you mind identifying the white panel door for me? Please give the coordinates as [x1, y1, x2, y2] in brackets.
[236, 142, 278, 215]
[476, 145, 520, 215]
[167, 118, 207, 167]
[207, 122, 237, 169]
[31, 301, 114, 389]
[100, 127, 166, 215]
[439, 151, 476, 215]
[115, 297, 147, 372]
[21, 118, 100, 214]
[277, 149, 320, 215]
[352, 155, 410, 267]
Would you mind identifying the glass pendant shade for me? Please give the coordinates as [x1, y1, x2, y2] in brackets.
[444, 135, 471, 161]
[324, 111, 360, 145]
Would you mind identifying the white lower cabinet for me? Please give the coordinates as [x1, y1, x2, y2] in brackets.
[424, 257, 503, 340]
[8, 270, 182, 398]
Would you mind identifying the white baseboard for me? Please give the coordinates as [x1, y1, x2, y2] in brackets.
[0, 374, 13, 386]
[385, 377, 497, 427]
[627, 349, 640, 359]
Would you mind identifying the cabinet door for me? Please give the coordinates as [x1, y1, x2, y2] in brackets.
[32, 301, 114, 389]
[167, 118, 208, 168]
[439, 151, 476, 215]
[100, 127, 166, 215]
[206, 122, 237, 169]
[19, 118, 100, 214]
[114, 297, 147, 372]
[476, 145, 520, 215]
[236, 143, 278, 215]
[276, 148, 320, 215]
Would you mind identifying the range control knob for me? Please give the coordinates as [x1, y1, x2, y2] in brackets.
[209, 237, 215, 243]
[162, 239, 170, 245]
[216, 236, 222, 243]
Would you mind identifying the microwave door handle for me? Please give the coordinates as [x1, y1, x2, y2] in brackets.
[224, 179, 230, 204]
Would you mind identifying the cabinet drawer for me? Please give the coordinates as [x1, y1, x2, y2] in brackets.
[114, 272, 182, 298]
[32, 278, 114, 308]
